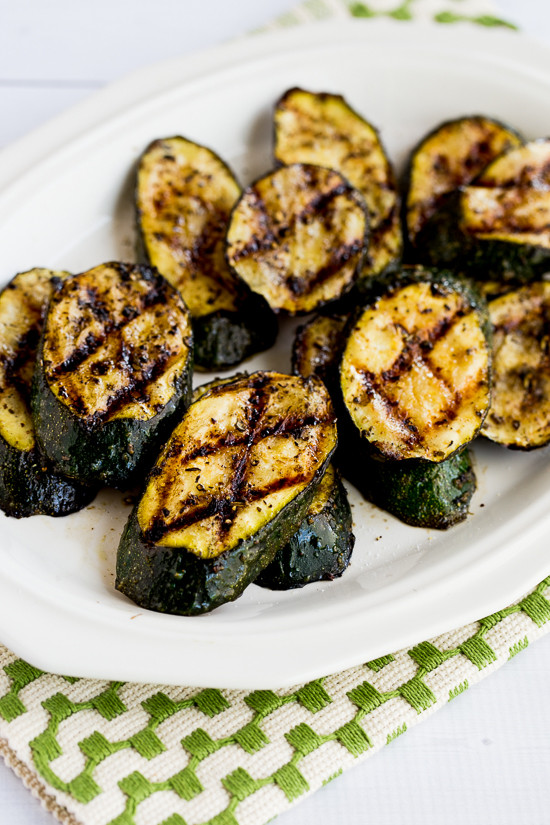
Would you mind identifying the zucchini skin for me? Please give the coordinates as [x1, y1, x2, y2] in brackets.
[192, 294, 277, 371]
[414, 192, 550, 284]
[255, 468, 354, 590]
[32, 350, 192, 489]
[338, 438, 475, 529]
[116, 470, 329, 614]
[32, 263, 194, 489]
[0, 437, 95, 518]
[0, 267, 96, 518]
[116, 370, 337, 615]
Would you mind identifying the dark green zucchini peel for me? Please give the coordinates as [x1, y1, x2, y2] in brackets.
[32, 262, 193, 489]
[340, 267, 492, 463]
[116, 371, 337, 615]
[226, 163, 368, 314]
[274, 87, 401, 282]
[0, 268, 96, 517]
[339, 439, 476, 529]
[136, 136, 277, 371]
[256, 464, 354, 589]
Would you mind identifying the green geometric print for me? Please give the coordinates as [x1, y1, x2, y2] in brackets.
[1, 577, 548, 825]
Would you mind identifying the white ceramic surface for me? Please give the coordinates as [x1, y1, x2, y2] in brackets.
[0, 19, 549, 689]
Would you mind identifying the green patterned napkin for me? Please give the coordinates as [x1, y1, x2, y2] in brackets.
[3, 2, 544, 825]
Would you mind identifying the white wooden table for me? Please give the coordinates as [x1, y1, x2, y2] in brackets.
[1, 1, 549, 823]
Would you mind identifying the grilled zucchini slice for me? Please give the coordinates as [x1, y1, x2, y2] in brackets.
[115, 371, 337, 615]
[417, 140, 550, 282]
[404, 115, 521, 247]
[226, 163, 368, 314]
[32, 262, 193, 489]
[340, 267, 491, 462]
[482, 281, 550, 449]
[0, 268, 96, 517]
[291, 306, 477, 528]
[136, 137, 277, 370]
[255, 465, 354, 590]
[274, 88, 401, 281]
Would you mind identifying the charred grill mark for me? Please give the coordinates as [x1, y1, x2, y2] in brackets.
[46, 276, 175, 381]
[352, 304, 475, 448]
[167, 208, 239, 297]
[495, 296, 550, 416]
[286, 240, 363, 296]
[143, 471, 312, 545]
[354, 367, 423, 449]
[157, 412, 331, 476]
[147, 378, 332, 543]
[481, 158, 550, 189]
[229, 177, 355, 265]
[82, 345, 176, 424]
[216, 381, 269, 534]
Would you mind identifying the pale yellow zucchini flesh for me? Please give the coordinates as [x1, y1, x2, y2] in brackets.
[0, 268, 68, 451]
[137, 371, 337, 557]
[482, 282, 550, 449]
[340, 277, 491, 461]
[136, 137, 242, 318]
[459, 140, 550, 249]
[274, 88, 401, 279]
[226, 163, 367, 314]
[43, 262, 192, 424]
[405, 116, 522, 244]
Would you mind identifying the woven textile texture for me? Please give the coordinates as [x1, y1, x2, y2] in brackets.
[0, 1, 535, 825]
[1, 579, 550, 825]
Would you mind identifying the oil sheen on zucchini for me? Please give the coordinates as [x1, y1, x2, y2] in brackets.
[274, 88, 401, 281]
[32, 262, 193, 489]
[340, 267, 491, 462]
[136, 137, 277, 370]
[255, 464, 354, 589]
[417, 140, 550, 282]
[404, 115, 522, 246]
[0, 268, 96, 517]
[116, 371, 337, 615]
[226, 163, 368, 314]
[482, 282, 550, 449]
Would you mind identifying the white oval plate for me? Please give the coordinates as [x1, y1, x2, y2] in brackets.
[1, 19, 550, 689]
